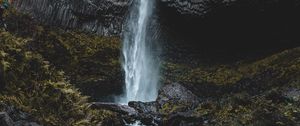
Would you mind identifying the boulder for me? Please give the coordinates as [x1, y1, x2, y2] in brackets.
[128, 101, 158, 114]
[128, 101, 162, 125]
[156, 83, 201, 125]
[157, 83, 199, 107]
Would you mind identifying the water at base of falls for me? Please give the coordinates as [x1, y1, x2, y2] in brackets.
[117, 0, 160, 104]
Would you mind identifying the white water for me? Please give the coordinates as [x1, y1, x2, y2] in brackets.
[118, 0, 160, 103]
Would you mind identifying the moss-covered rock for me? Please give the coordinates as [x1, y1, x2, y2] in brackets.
[4, 8, 123, 100]
[0, 9, 122, 125]
[163, 47, 300, 96]
[162, 47, 300, 125]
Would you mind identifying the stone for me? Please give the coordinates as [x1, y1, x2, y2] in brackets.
[128, 101, 158, 114]
[128, 101, 162, 125]
[157, 83, 199, 107]
[0, 112, 14, 126]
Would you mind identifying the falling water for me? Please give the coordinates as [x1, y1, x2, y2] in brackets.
[118, 0, 160, 103]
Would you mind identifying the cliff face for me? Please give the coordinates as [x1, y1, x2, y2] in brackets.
[13, 0, 300, 36]
[159, 0, 234, 16]
[159, 0, 300, 16]
[13, 0, 131, 36]
[158, 0, 300, 63]
[12, 0, 300, 62]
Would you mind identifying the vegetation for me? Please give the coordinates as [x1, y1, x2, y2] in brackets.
[164, 47, 300, 85]
[0, 5, 299, 126]
[5, 9, 123, 100]
[162, 47, 300, 125]
[0, 9, 121, 125]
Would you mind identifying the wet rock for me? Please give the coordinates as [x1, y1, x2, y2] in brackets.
[128, 101, 162, 125]
[13, 0, 131, 36]
[90, 83, 200, 126]
[89, 102, 138, 116]
[0, 112, 14, 126]
[89, 102, 139, 125]
[128, 101, 158, 114]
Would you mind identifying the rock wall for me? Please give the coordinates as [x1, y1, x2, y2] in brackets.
[159, 0, 234, 16]
[159, 0, 300, 16]
[13, 0, 131, 36]
[12, 0, 300, 61]
[158, 0, 300, 63]
[12, 0, 300, 36]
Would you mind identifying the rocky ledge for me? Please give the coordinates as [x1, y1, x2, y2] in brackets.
[13, 0, 131, 36]
[91, 75, 300, 126]
[91, 83, 202, 126]
[159, 0, 300, 16]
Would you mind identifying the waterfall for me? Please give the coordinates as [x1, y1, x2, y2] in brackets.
[118, 0, 160, 103]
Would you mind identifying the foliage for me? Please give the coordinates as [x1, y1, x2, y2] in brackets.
[163, 47, 300, 87]
[0, 9, 121, 125]
[4, 8, 123, 99]
[163, 47, 300, 125]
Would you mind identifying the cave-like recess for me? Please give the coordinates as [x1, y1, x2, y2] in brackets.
[158, 0, 300, 63]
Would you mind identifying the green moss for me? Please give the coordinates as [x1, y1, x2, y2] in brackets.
[164, 47, 300, 87]
[0, 9, 121, 125]
[159, 102, 184, 114]
[163, 46, 300, 125]
[4, 8, 122, 99]
[34, 30, 122, 86]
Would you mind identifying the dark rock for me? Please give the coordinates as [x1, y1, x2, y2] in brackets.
[128, 101, 162, 125]
[0, 112, 14, 126]
[159, 0, 233, 16]
[159, 0, 300, 63]
[157, 83, 199, 107]
[159, 0, 300, 16]
[128, 101, 158, 114]
[156, 83, 201, 125]
[13, 0, 131, 36]
[0, 105, 41, 126]
[89, 102, 139, 125]
[0, 104, 30, 122]
[14, 121, 41, 126]
[89, 102, 138, 116]
[283, 88, 300, 102]
[90, 83, 200, 126]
